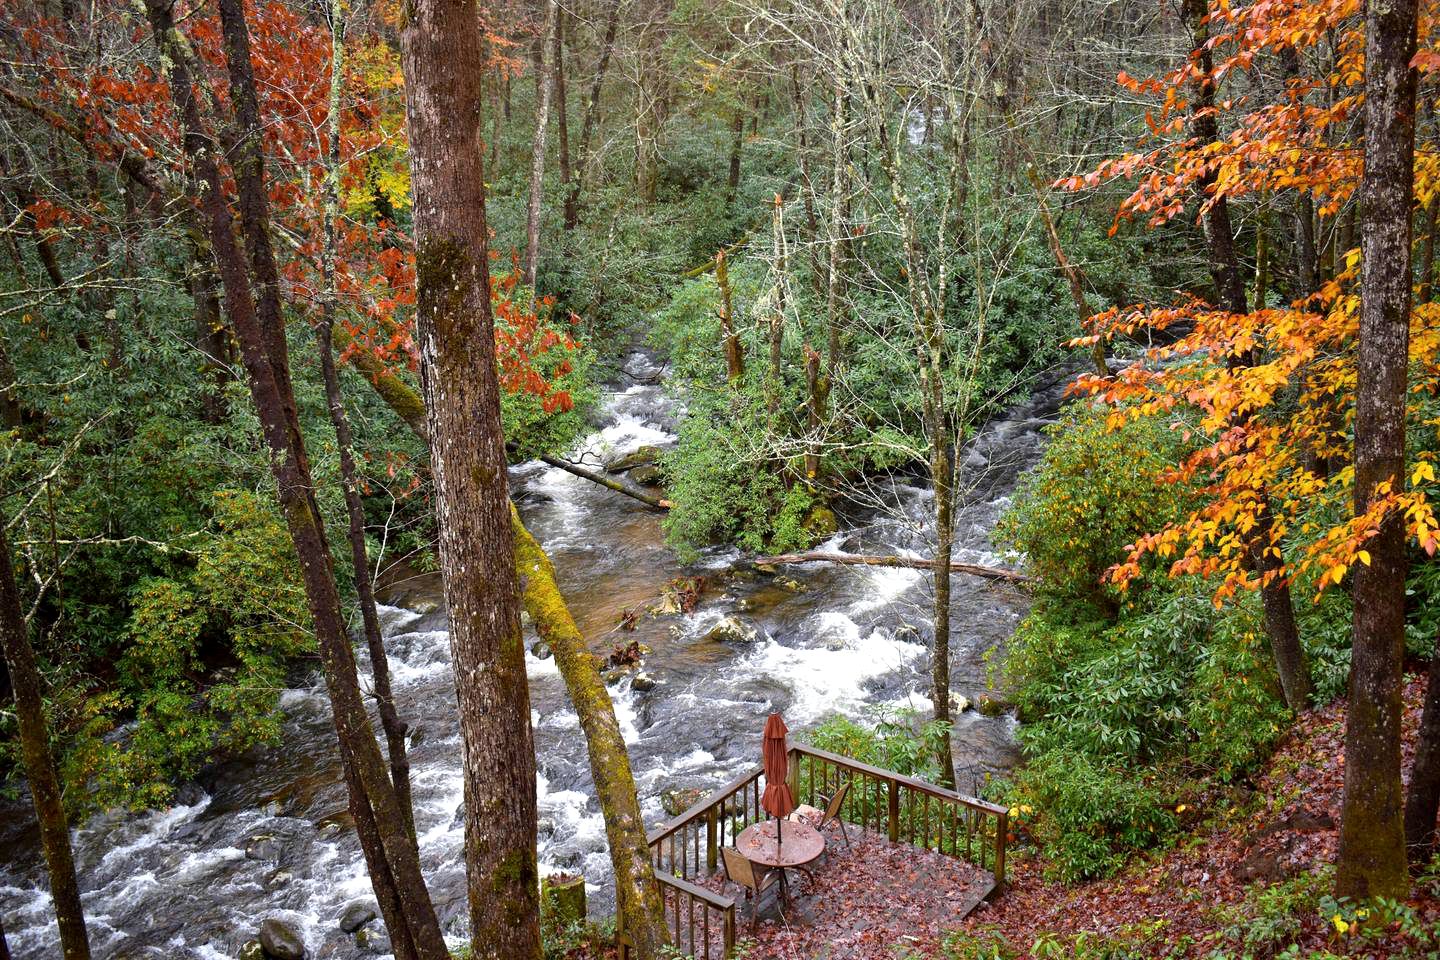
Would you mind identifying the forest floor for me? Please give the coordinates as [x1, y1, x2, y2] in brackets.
[948, 675, 1440, 959]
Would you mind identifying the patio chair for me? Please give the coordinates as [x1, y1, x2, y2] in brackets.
[721, 846, 781, 931]
[815, 779, 852, 850]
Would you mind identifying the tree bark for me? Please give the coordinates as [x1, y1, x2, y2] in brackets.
[399, 0, 541, 954]
[511, 508, 671, 957]
[0, 521, 90, 960]
[1337, 0, 1416, 900]
[536, 452, 669, 508]
[150, 3, 449, 956]
[555, 10, 571, 223]
[523, 0, 560, 289]
[320, 0, 415, 842]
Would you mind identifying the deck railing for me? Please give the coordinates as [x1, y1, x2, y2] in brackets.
[786, 744, 1008, 884]
[626, 743, 1009, 958]
[616, 872, 736, 960]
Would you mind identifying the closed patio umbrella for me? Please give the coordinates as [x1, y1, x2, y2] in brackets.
[761, 712, 795, 856]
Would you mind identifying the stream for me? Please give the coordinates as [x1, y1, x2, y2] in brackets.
[0, 352, 1072, 959]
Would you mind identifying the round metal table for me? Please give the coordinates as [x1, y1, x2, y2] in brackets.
[735, 819, 825, 907]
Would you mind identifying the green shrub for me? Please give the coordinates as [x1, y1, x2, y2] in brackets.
[995, 402, 1197, 621]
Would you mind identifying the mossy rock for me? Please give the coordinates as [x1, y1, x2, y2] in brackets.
[629, 463, 664, 486]
[802, 504, 839, 538]
[605, 445, 663, 473]
[976, 693, 1011, 718]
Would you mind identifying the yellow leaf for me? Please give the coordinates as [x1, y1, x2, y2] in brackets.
[1358, 550, 1371, 566]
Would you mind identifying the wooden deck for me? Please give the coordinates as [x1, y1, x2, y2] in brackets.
[618, 745, 1006, 959]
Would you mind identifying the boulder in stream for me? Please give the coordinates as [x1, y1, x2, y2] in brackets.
[354, 926, 392, 956]
[629, 463, 664, 486]
[258, 917, 306, 960]
[530, 640, 553, 661]
[605, 445, 663, 473]
[631, 671, 660, 692]
[702, 616, 759, 645]
[662, 787, 707, 816]
[238, 940, 265, 960]
[245, 834, 283, 862]
[338, 903, 377, 934]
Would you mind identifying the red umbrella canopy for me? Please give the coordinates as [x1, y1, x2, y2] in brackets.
[761, 712, 795, 820]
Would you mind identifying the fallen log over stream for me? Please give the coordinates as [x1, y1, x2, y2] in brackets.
[536, 453, 671, 510]
[753, 551, 1032, 586]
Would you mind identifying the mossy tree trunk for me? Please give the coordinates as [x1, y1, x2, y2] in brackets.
[512, 508, 671, 958]
[0, 521, 90, 960]
[399, 1, 542, 955]
[1338, 0, 1416, 900]
[148, 2, 449, 955]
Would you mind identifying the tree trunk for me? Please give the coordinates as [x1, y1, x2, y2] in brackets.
[522, 0, 560, 289]
[1183, 0, 1310, 710]
[151, 4, 449, 956]
[511, 509, 671, 957]
[320, 0, 415, 842]
[768, 198, 786, 415]
[716, 248, 744, 381]
[1337, 0, 1416, 900]
[555, 11, 571, 220]
[1406, 623, 1440, 859]
[725, 106, 744, 206]
[400, 1, 542, 954]
[0, 521, 90, 960]
[803, 344, 822, 481]
[565, 0, 620, 229]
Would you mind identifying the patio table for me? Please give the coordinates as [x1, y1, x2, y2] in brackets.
[735, 818, 825, 908]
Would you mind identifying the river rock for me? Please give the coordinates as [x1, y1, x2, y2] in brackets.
[702, 616, 759, 645]
[775, 575, 809, 593]
[408, 596, 441, 615]
[530, 640, 553, 661]
[629, 463, 664, 486]
[802, 504, 839, 538]
[631, 671, 660, 692]
[950, 693, 972, 713]
[245, 834, 283, 862]
[976, 693, 1010, 717]
[354, 926, 392, 956]
[338, 903, 376, 934]
[263, 868, 293, 890]
[258, 918, 306, 960]
[239, 940, 265, 960]
[537, 816, 556, 837]
[662, 787, 707, 816]
[173, 782, 207, 807]
[605, 445, 662, 473]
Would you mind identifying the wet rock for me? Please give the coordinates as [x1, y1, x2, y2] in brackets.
[263, 868, 294, 890]
[245, 834, 283, 862]
[894, 622, 921, 644]
[775, 575, 809, 593]
[258, 918, 306, 960]
[537, 817, 557, 837]
[173, 782, 207, 807]
[802, 504, 839, 539]
[602, 668, 627, 685]
[976, 694, 1010, 718]
[531, 640, 553, 661]
[950, 693, 972, 713]
[354, 927, 391, 955]
[408, 725, 427, 748]
[662, 787, 707, 817]
[408, 596, 441, 615]
[239, 940, 265, 960]
[702, 616, 759, 645]
[754, 563, 779, 575]
[631, 671, 660, 692]
[605, 445, 663, 473]
[630, 463, 664, 486]
[338, 903, 377, 934]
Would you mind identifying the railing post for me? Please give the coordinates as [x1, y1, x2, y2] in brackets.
[788, 747, 800, 804]
[724, 903, 737, 957]
[706, 807, 718, 872]
[993, 809, 1008, 887]
[887, 778, 899, 843]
